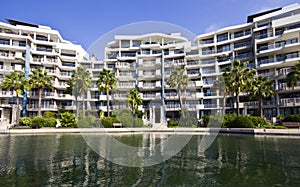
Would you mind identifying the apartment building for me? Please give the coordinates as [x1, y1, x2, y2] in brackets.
[96, 3, 300, 121]
[1, 3, 300, 125]
[102, 33, 203, 124]
[0, 18, 87, 122]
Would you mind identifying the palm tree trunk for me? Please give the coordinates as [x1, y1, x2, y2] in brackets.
[222, 93, 226, 114]
[82, 94, 86, 118]
[16, 93, 19, 126]
[260, 97, 263, 118]
[178, 90, 185, 118]
[236, 91, 240, 116]
[75, 97, 79, 117]
[38, 88, 42, 116]
[106, 89, 110, 116]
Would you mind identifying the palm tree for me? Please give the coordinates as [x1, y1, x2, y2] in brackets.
[212, 76, 229, 114]
[287, 62, 300, 89]
[29, 69, 52, 116]
[167, 66, 189, 117]
[1, 72, 28, 126]
[249, 76, 274, 118]
[67, 66, 92, 118]
[223, 60, 255, 115]
[127, 87, 143, 116]
[97, 68, 116, 116]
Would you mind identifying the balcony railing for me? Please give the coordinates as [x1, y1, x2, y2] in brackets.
[233, 31, 251, 39]
[200, 40, 214, 45]
[259, 53, 299, 66]
[235, 52, 253, 60]
[202, 50, 215, 55]
[234, 41, 252, 48]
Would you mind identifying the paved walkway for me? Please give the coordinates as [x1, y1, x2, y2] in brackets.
[1, 127, 300, 136]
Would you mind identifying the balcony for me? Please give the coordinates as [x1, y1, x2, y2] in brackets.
[143, 83, 156, 88]
[200, 40, 214, 45]
[140, 41, 160, 48]
[235, 52, 253, 60]
[234, 41, 252, 49]
[36, 47, 53, 53]
[187, 70, 200, 76]
[0, 39, 10, 45]
[116, 62, 132, 69]
[60, 72, 73, 77]
[202, 50, 215, 55]
[117, 83, 136, 89]
[202, 70, 216, 75]
[0, 51, 14, 58]
[258, 53, 299, 66]
[142, 93, 160, 99]
[204, 104, 218, 108]
[280, 98, 300, 107]
[233, 31, 251, 39]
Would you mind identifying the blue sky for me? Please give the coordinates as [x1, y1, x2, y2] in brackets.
[0, 0, 298, 50]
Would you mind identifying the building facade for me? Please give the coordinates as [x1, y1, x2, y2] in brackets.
[1, 3, 300, 125]
[96, 3, 300, 121]
[0, 18, 87, 123]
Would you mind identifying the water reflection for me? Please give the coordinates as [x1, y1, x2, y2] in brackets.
[0, 134, 300, 186]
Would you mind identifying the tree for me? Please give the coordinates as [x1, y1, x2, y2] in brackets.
[127, 87, 143, 116]
[97, 68, 116, 116]
[223, 60, 255, 115]
[167, 66, 189, 117]
[287, 61, 300, 89]
[29, 69, 52, 116]
[1, 72, 28, 126]
[212, 76, 230, 114]
[249, 76, 274, 118]
[67, 66, 92, 118]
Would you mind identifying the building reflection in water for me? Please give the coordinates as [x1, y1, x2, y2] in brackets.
[0, 134, 300, 186]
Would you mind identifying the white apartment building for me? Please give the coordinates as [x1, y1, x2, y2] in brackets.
[96, 3, 300, 121]
[1, 3, 300, 125]
[101, 33, 203, 124]
[0, 18, 87, 123]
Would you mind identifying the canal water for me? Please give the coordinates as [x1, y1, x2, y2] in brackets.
[0, 133, 299, 186]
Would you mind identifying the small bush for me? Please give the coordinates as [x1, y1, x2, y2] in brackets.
[168, 119, 179, 127]
[133, 118, 144, 127]
[31, 116, 45, 128]
[273, 126, 286, 129]
[202, 116, 210, 127]
[101, 116, 120, 128]
[228, 116, 255, 128]
[248, 116, 268, 127]
[19, 117, 32, 127]
[223, 113, 237, 127]
[59, 112, 77, 128]
[43, 117, 57, 127]
[77, 118, 89, 128]
[44, 111, 56, 118]
[283, 114, 300, 122]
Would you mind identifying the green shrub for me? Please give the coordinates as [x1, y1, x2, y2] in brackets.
[202, 116, 210, 127]
[168, 119, 179, 127]
[228, 116, 255, 128]
[31, 116, 45, 128]
[133, 118, 144, 127]
[283, 114, 300, 122]
[19, 117, 32, 127]
[43, 117, 57, 127]
[101, 116, 120, 128]
[248, 116, 268, 127]
[273, 126, 286, 129]
[44, 111, 56, 118]
[223, 113, 237, 127]
[77, 118, 89, 128]
[59, 112, 77, 128]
